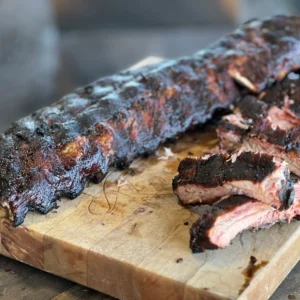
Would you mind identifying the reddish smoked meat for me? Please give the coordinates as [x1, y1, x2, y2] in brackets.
[190, 186, 300, 252]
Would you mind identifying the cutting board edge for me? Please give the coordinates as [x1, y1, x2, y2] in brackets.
[0, 219, 230, 300]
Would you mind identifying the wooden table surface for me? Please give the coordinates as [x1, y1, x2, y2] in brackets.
[0, 253, 299, 299]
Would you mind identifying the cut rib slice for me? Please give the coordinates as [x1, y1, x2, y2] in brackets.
[190, 183, 300, 252]
[217, 115, 300, 177]
[173, 151, 294, 209]
[190, 196, 278, 252]
[216, 73, 300, 176]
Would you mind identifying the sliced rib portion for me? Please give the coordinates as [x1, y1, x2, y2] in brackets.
[190, 184, 300, 252]
[190, 196, 277, 252]
[246, 119, 300, 176]
[173, 151, 294, 209]
[217, 115, 300, 176]
[260, 71, 300, 121]
[217, 72, 300, 175]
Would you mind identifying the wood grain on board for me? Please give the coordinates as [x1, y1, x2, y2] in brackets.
[0, 57, 300, 300]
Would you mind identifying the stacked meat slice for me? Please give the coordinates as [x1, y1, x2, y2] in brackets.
[173, 152, 294, 209]
[190, 192, 300, 252]
[217, 72, 300, 176]
[173, 152, 300, 252]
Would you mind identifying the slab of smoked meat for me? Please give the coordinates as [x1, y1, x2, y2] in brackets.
[217, 72, 300, 175]
[2, 15, 300, 225]
[173, 151, 295, 209]
[190, 185, 300, 252]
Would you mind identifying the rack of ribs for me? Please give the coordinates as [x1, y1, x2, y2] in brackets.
[1, 15, 300, 225]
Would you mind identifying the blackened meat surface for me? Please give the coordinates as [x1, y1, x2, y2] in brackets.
[2, 15, 300, 225]
[260, 71, 300, 118]
[238, 95, 268, 120]
[173, 151, 294, 208]
[251, 118, 300, 150]
[217, 75, 300, 175]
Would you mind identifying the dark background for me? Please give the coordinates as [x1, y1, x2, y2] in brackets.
[0, 0, 300, 132]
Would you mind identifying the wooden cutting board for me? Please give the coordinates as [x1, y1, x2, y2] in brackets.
[1, 58, 300, 300]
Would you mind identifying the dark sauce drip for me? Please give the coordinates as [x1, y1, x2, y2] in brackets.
[239, 256, 268, 295]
